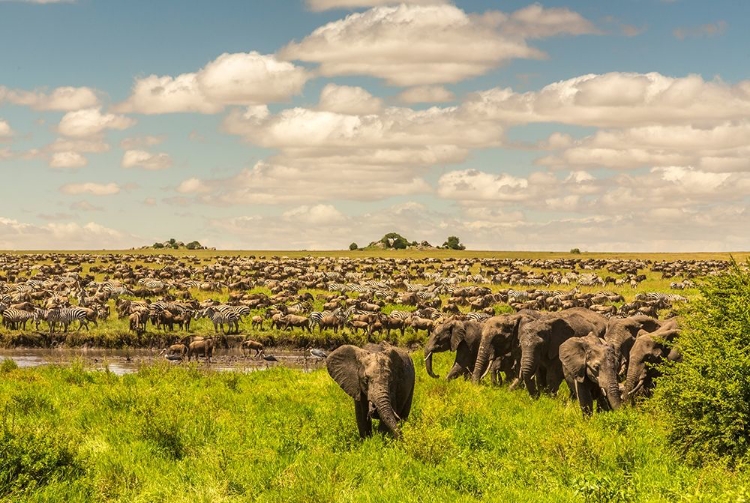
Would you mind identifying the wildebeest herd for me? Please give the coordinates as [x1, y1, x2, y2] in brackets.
[0, 252, 729, 428]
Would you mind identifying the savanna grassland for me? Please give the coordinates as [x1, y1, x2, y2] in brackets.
[2, 250, 750, 502]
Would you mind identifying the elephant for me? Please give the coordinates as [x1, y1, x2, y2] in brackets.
[625, 326, 681, 402]
[326, 343, 415, 439]
[187, 336, 215, 363]
[471, 310, 542, 384]
[604, 315, 674, 378]
[516, 307, 608, 398]
[424, 319, 483, 380]
[560, 333, 622, 415]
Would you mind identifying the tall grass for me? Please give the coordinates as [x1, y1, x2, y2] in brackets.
[1, 354, 748, 502]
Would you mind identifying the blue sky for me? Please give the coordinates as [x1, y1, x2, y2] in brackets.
[0, 0, 748, 250]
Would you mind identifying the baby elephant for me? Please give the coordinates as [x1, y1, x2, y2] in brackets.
[327, 343, 415, 439]
[241, 339, 264, 358]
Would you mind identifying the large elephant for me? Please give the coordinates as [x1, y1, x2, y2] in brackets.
[326, 343, 415, 439]
[424, 319, 482, 380]
[471, 310, 542, 384]
[517, 307, 608, 398]
[625, 326, 681, 402]
[604, 315, 674, 378]
[560, 333, 622, 415]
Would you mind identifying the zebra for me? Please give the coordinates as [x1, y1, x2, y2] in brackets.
[196, 306, 241, 334]
[46, 307, 90, 333]
[2, 308, 34, 330]
[465, 312, 492, 324]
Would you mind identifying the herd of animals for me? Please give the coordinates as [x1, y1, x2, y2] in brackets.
[0, 252, 730, 438]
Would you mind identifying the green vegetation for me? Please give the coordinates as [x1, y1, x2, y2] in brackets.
[1, 357, 749, 502]
[146, 239, 206, 250]
[655, 259, 750, 467]
[442, 236, 465, 250]
[349, 242, 358, 251]
[570, 248, 582, 254]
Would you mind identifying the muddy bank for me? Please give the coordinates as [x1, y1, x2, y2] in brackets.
[0, 347, 328, 375]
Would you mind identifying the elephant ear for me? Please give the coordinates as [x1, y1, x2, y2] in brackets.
[386, 346, 415, 383]
[559, 337, 587, 383]
[327, 345, 367, 400]
[450, 321, 466, 352]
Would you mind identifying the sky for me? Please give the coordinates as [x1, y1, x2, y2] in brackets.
[0, 0, 749, 251]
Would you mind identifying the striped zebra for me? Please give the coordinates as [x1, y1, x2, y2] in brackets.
[387, 310, 413, 320]
[327, 282, 349, 293]
[465, 312, 492, 324]
[2, 308, 34, 330]
[196, 306, 241, 334]
[46, 307, 90, 333]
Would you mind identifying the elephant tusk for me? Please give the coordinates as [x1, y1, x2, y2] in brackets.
[423, 352, 431, 363]
[628, 380, 644, 396]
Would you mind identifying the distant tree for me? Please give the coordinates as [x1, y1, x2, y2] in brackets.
[186, 241, 202, 250]
[380, 232, 409, 250]
[168, 238, 176, 246]
[442, 236, 465, 250]
[153, 242, 164, 249]
[570, 248, 581, 254]
[392, 237, 408, 249]
[349, 242, 358, 251]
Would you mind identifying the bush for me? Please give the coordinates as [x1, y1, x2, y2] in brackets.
[654, 259, 750, 466]
[570, 248, 581, 254]
[442, 236, 465, 250]
[349, 242, 358, 251]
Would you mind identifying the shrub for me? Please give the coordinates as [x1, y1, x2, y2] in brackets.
[442, 236, 465, 250]
[570, 248, 581, 254]
[654, 259, 750, 466]
[349, 242, 358, 251]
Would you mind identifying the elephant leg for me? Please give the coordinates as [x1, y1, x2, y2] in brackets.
[545, 365, 565, 396]
[354, 398, 373, 438]
[564, 375, 577, 401]
[575, 381, 594, 416]
[445, 362, 464, 380]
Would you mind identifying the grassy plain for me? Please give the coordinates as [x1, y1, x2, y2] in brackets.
[2, 355, 749, 503]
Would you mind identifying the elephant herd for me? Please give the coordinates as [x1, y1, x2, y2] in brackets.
[330, 308, 680, 439]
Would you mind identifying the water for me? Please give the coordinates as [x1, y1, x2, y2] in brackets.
[0, 348, 325, 376]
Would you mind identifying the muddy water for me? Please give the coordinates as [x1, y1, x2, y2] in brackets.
[0, 347, 327, 376]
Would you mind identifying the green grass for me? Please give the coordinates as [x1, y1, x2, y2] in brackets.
[1, 355, 749, 502]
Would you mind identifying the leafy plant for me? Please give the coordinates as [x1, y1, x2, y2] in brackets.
[654, 259, 750, 466]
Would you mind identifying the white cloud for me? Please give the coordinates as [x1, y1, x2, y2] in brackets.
[0, 217, 139, 250]
[47, 138, 110, 153]
[318, 84, 382, 114]
[282, 204, 346, 225]
[397, 86, 455, 104]
[174, 160, 431, 205]
[70, 201, 103, 212]
[58, 108, 135, 138]
[462, 72, 750, 128]
[115, 52, 310, 114]
[673, 21, 727, 40]
[306, 0, 447, 11]
[0, 86, 99, 111]
[49, 151, 87, 169]
[0, 119, 13, 137]
[60, 182, 120, 196]
[281, 4, 595, 86]
[121, 150, 172, 170]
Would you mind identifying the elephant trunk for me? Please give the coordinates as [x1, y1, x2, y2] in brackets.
[625, 363, 645, 400]
[601, 377, 622, 410]
[424, 351, 439, 379]
[519, 348, 538, 397]
[371, 388, 401, 439]
[472, 338, 493, 383]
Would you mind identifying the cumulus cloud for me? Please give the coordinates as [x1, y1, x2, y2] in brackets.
[397, 85, 455, 104]
[60, 182, 120, 196]
[281, 4, 595, 86]
[0, 119, 13, 138]
[0, 217, 138, 250]
[462, 72, 750, 128]
[58, 108, 135, 138]
[0, 86, 99, 111]
[306, 0, 448, 11]
[318, 84, 382, 114]
[174, 160, 431, 205]
[537, 122, 750, 172]
[49, 151, 87, 169]
[282, 204, 346, 225]
[121, 150, 173, 170]
[115, 52, 310, 114]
